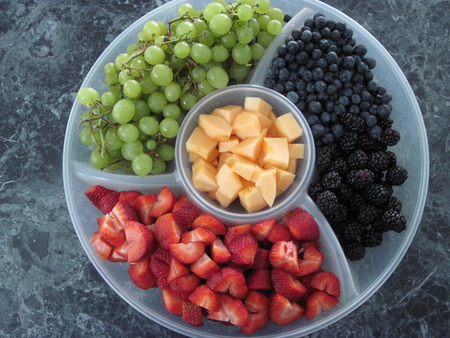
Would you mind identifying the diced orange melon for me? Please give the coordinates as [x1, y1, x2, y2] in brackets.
[239, 186, 268, 213]
[211, 105, 242, 124]
[230, 135, 264, 162]
[198, 114, 232, 142]
[225, 154, 256, 181]
[186, 127, 219, 162]
[232, 111, 261, 139]
[262, 137, 290, 170]
[274, 113, 303, 143]
[192, 165, 218, 192]
[244, 97, 273, 117]
[288, 143, 305, 159]
[219, 135, 240, 153]
[255, 169, 277, 207]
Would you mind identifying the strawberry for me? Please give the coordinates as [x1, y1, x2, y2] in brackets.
[266, 223, 293, 243]
[300, 240, 321, 251]
[181, 227, 216, 245]
[169, 274, 201, 299]
[119, 190, 142, 204]
[153, 213, 182, 250]
[241, 290, 270, 334]
[269, 293, 305, 326]
[246, 269, 272, 291]
[271, 268, 307, 302]
[190, 253, 221, 280]
[219, 293, 249, 327]
[172, 199, 202, 231]
[310, 271, 341, 297]
[298, 245, 324, 276]
[162, 286, 183, 316]
[250, 218, 276, 241]
[98, 191, 120, 214]
[167, 257, 190, 284]
[123, 221, 157, 263]
[251, 248, 270, 270]
[192, 213, 227, 235]
[169, 242, 205, 264]
[176, 194, 188, 202]
[128, 258, 156, 290]
[153, 246, 172, 265]
[113, 241, 131, 260]
[305, 290, 339, 320]
[90, 231, 113, 261]
[269, 241, 300, 275]
[149, 186, 176, 218]
[210, 238, 231, 265]
[182, 300, 204, 327]
[97, 213, 125, 247]
[221, 266, 248, 299]
[150, 255, 170, 288]
[110, 200, 138, 229]
[228, 233, 258, 267]
[224, 224, 251, 247]
[133, 194, 157, 225]
[285, 207, 320, 241]
[188, 285, 221, 312]
[85, 185, 116, 209]
[108, 248, 128, 262]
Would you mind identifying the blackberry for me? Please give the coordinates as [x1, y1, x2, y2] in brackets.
[386, 165, 408, 186]
[339, 131, 358, 154]
[347, 149, 368, 169]
[385, 150, 397, 168]
[342, 241, 365, 261]
[335, 182, 353, 202]
[363, 183, 392, 206]
[378, 116, 394, 129]
[315, 146, 334, 171]
[347, 169, 375, 189]
[308, 181, 325, 201]
[329, 157, 349, 176]
[340, 112, 365, 132]
[361, 229, 383, 247]
[367, 151, 390, 173]
[357, 133, 381, 153]
[385, 196, 402, 213]
[380, 128, 401, 146]
[380, 210, 407, 233]
[340, 220, 365, 242]
[327, 203, 348, 230]
[316, 190, 339, 216]
[321, 171, 342, 190]
[349, 193, 366, 212]
[356, 203, 379, 225]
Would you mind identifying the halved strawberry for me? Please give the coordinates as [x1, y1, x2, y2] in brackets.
[149, 186, 176, 218]
[300, 240, 321, 251]
[153, 246, 172, 265]
[266, 223, 293, 243]
[190, 253, 221, 280]
[228, 233, 258, 267]
[153, 213, 182, 250]
[210, 238, 231, 265]
[220, 293, 250, 327]
[192, 213, 227, 235]
[271, 268, 307, 302]
[150, 255, 170, 288]
[85, 185, 116, 209]
[98, 191, 120, 214]
[310, 271, 341, 297]
[269, 293, 305, 326]
[221, 266, 248, 299]
[169, 242, 205, 264]
[169, 274, 201, 299]
[97, 213, 125, 247]
[133, 194, 157, 225]
[250, 218, 276, 241]
[251, 248, 270, 270]
[181, 227, 217, 245]
[128, 258, 156, 290]
[172, 199, 202, 231]
[123, 221, 157, 263]
[188, 285, 221, 312]
[224, 224, 251, 247]
[110, 200, 138, 229]
[298, 245, 324, 276]
[269, 241, 300, 275]
[241, 290, 270, 334]
[246, 269, 272, 291]
[167, 257, 190, 284]
[119, 190, 142, 204]
[305, 290, 339, 319]
[90, 231, 113, 261]
[108, 248, 128, 262]
[182, 300, 204, 327]
[285, 207, 320, 241]
[162, 286, 183, 316]
[113, 241, 131, 260]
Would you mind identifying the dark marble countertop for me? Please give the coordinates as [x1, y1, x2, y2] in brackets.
[1, 0, 448, 337]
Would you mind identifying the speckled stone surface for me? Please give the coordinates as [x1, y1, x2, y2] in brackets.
[1, 0, 449, 337]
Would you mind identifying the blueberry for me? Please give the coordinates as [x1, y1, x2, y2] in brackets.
[288, 62, 300, 72]
[334, 103, 345, 115]
[304, 18, 315, 28]
[311, 31, 322, 43]
[306, 113, 319, 126]
[284, 14, 292, 22]
[353, 83, 364, 94]
[377, 104, 392, 118]
[278, 67, 290, 80]
[360, 101, 371, 112]
[312, 67, 325, 80]
[300, 69, 313, 82]
[326, 84, 338, 95]
[291, 29, 302, 40]
[301, 29, 313, 42]
[343, 56, 356, 69]
[320, 111, 331, 124]
[331, 123, 345, 138]
[324, 72, 334, 83]
[314, 15, 327, 28]
[295, 79, 306, 90]
[285, 37, 295, 45]
[364, 56, 376, 69]
[342, 44, 354, 55]
[295, 51, 309, 65]
[284, 53, 295, 63]
[267, 66, 278, 78]
[316, 58, 328, 69]
[354, 44, 367, 56]
[326, 19, 336, 30]
[284, 81, 295, 92]
[328, 63, 339, 72]
[330, 30, 341, 41]
[343, 27, 353, 39]
[272, 83, 284, 93]
[311, 123, 326, 140]
[308, 101, 323, 114]
[286, 91, 299, 103]
[264, 78, 276, 88]
[364, 71, 374, 81]
[288, 72, 299, 81]
[287, 40, 300, 53]
[277, 45, 288, 56]
[369, 125, 382, 139]
[306, 82, 316, 93]
[382, 92, 393, 103]
[336, 21, 347, 32]
[365, 115, 377, 127]
[272, 57, 285, 67]
[339, 69, 353, 82]
[356, 62, 369, 74]
[296, 100, 307, 112]
[349, 105, 360, 114]
[322, 133, 334, 144]
[351, 93, 361, 104]
[377, 86, 387, 95]
[228, 78, 237, 86]
[320, 27, 331, 39]
[339, 96, 350, 106]
[315, 80, 327, 92]
[317, 91, 329, 102]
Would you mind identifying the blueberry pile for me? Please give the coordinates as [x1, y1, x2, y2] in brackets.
[263, 13, 408, 261]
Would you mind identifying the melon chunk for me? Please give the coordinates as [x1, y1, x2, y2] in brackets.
[255, 169, 277, 207]
[230, 135, 264, 162]
[274, 113, 303, 143]
[289, 143, 305, 159]
[219, 135, 240, 153]
[239, 186, 268, 213]
[192, 164, 218, 192]
[198, 114, 232, 142]
[244, 97, 273, 117]
[232, 111, 261, 139]
[263, 137, 290, 170]
[211, 105, 242, 124]
[225, 154, 257, 181]
[186, 127, 219, 162]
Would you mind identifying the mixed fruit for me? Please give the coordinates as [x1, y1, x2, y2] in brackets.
[86, 185, 340, 333]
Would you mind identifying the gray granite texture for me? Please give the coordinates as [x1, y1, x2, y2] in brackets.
[0, 0, 449, 337]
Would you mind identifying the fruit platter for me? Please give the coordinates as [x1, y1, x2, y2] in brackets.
[63, 0, 429, 336]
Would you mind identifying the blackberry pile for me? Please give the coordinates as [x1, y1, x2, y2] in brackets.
[264, 13, 409, 261]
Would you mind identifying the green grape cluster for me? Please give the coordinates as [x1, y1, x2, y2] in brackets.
[77, 0, 286, 176]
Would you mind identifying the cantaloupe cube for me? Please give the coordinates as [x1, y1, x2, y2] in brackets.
[214, 173, 243, 207]
[198, 114, 232, 142]
[287, 158, 297, 174]
[211, 105, 242, 124]
[263, 137, 289, 170]
[192, 157, 217, 173]
[244, 97, 273, 117]
[247, 111, 274, 130]
[250, 164, 264, 183]
[240, 176, 255, 190]
[230, 135, 264, 162]
[217, 152, 232, 170]
[232, 112, 261, 139]
[189, 152, 200, 163]
[186, 127, 219, 162]
[215, 163, 234, 186]
[219, 135, 240, 153]
[288, 143, 305, 159]
[275, 113, 303, 143]
[255, 169, 277, 207]
[192, 164, 218, 192]
[274, 168, 296, 192]
[239, 186, 268, 213]
[225, 154, 256, 181]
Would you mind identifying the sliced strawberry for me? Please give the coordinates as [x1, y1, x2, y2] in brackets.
[192, 213, 227, 235]
[224, 223, 251, 247]
[251, 218, 276, 241]
[269, 241, 300, 275]
[98, 191, 120, 214]
[167, 257, 190, 284]
[182, 300, 204, 327]
[181, 227, 217, 245]
[153, 213, 182, 250]
[206, 271, 227, 293]
[228, 233, 258, 267]
[251, 248, 270, 270]
[206, 307, 229, 323]
[110, 200, 138, 229]
[119, 190, 142, 204]
[108, 248, 128, 262]
[176, 194, 188, 202]
[188, 285, 221, 312]
[133, 194, 157, 225]
[169, 242, 205, 264]
[220, 293, 249, 327]
[266, 223, 293, 243]
[149, 186, 176, 218]
[153, 246, 172, 265]
[285, 207, 320, 241]
[300, 240, 321, 251]
[241, 290, 270, 334]
[169, 274, 201, 299]
[210, 238, 231, 265]
[162, 286, 183, 316]
[305, 290, 339, 319]
[269, 293, 305, 326]
[90, 231, 113, 261]
[246, 269, 272, 291]
[85, 185, 116, 209]
[128, 258, 156, 290]
[271, 268, 307, 302]
[172, 199, 202, 231]
[97, 213, 125, 247]
[113, 241, 131, 260]
[221, 266, 248, 299]
[310, 271, 341, 297]
[190, 253, 221, 280]
[298, 245, 324, 276]
[150, 255, 170, 288]
[123, 221, 157, 263]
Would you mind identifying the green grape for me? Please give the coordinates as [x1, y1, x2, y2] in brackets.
[257, 30, 275, 47]
[121, 140, 143, 161]
[163, 104, 181, 119]
[250, 42, 265, 61]
[106, 157, 124, 172]
[236, 4, 254, 21]
[105, 128, 124, 150]
[90, 150, 109, 169]
[117, 123, 139, 143]
[173, 41, 191, 59]
[164, 82, 181, 102]
[209, 13, 232, 35]
[132, 100, 151, 122]
[80, 127, 92, 145]
[112, 99, 135, 124]
[140, 75, 159, 94]
[229, 64, 251, 81]
[90, 129, 104, 147]
[254, 0, 271, 14]
[192, 18, 207, 33]
[267, 20, 283, 35]
[258, 14, 270, 30]
[127, 43, 140, 55]
[143, 20, 162, 39]
[248, 17, 261, 37]
[198, 80, 215, 96]
[232, 43, 252, 65]
[150, 157, 166, 175]
[157, 21, 167, 35]
[104, 62, 117, 76]
[203, 2, 225, 22]
[180, 92, 198, 110]
[266, 7, 284, 22]
[146, 139, 157, 150]
[148, 91, 167, 113]
[110, 86, 121, 102]
[176, 20, 197, 38]
[198, 30, 215, 47]
[132, 153, 153, 176]
[170, 54, 186, 69]
[118, 69, 134, 85]
[100, 91, 116, 106]
[191, 67, 207, 82]
[115, 53, 130, 70]
[144, 45, 166, 65]
[139, 116, 160, 135]
[159, 118, 179, 139]
[154, 36, 168, 50]
[137, 30, 151, 42]
[77, 87, 100, 106]
[240, 0, 255, 5]
[206, 66, 229, 89]
[211, 44, 229, 63]
[123, 79, 142, 98]
[156, 144, 175, 161]
[150, 64, 173, 86]
[105, 73, 119, 88]
[190, 43, 212, 64]
[237, 25, 254, 44]
[135, 122, 149, 142]
[177, 3, 195, 17]
[221, 31, 237, 48]
[212, 0, 227, 6]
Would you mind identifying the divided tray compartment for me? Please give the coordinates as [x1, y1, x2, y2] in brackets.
[63, 0, 429, 337]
